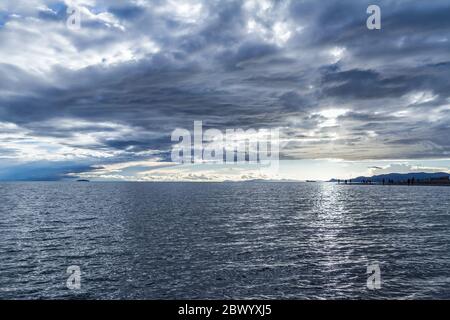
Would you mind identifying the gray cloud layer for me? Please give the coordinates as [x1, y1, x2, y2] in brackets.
[0, 0, 450, 179]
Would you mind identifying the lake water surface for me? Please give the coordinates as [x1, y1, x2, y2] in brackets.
[0, 182, 449, 299]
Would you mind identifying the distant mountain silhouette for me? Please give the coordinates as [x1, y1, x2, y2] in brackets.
[330, 172, 450, 183]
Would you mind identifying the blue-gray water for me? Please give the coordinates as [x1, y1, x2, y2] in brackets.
[0, 182, 449, 299]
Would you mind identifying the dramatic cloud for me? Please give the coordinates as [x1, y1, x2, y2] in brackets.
[1, 0, 450, 180]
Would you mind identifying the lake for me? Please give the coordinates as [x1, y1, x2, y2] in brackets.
[0, 182, 449, 299]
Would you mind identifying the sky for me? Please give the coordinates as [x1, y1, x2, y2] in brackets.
[0, 0, 450, 181]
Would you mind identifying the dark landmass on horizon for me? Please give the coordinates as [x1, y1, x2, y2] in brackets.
[330, 172, 450, 186]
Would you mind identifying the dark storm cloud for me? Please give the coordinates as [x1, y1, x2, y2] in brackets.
[0, 160, 95, 181]
[289, 0, 450, 58]
[1, 0, 450, 179]
[320, 61, 450, 102]
[320, 68, 422, 99]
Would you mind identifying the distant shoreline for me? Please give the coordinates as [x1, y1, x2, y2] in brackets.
[1, 180, 450, 186]
[334, 182, 450, 187]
